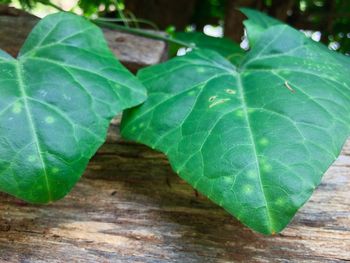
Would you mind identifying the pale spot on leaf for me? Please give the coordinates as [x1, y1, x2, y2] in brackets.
[248, 108, 255, 114]
[225, 89, 236, 95]
[243, 184, 253, 194]
[235, 109, 244, 118]
[45, 116, 55, 124]
[262, 163, 272, 173]
[247, 170, 257, 178]
[12, 102, 22, 114]
[224, 176, 235, 184]
[197, 68, 206, 73]
[259, 138, 269, 147]
[28, 155, 36, 162]
[52, 167, 60, 174]
[188, 90, 196, 96]
[209, 98, 230, 108]
[275, 197, 286, 206]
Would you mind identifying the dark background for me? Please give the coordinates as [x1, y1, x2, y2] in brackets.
[1, 0, 350, 54]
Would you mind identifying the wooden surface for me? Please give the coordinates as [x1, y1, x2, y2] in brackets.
[0, 6, 350, 263]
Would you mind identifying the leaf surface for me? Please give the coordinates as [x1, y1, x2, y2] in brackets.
[121, 21, 350, 234]
[0, 12, 146, 203]
[240, 8, 282, 46]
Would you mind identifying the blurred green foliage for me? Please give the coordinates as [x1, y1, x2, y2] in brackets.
[1, 0, 349, 54]
[0, 0, 36, 8]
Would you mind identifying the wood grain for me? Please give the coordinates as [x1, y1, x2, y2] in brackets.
[0, 6, 350, 263]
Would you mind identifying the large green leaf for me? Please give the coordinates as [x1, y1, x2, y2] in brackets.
[121, 19, 350, 234]
[171, 32, 244, 63]
[0, 12, 146, 203]
[240, 8, 282, 46]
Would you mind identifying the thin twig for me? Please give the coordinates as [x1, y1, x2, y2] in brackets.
[95, 18, 159, 30]
[284, 81, 295, 93]
[30, 2, 195, 49]
[94, 20, 196, 49]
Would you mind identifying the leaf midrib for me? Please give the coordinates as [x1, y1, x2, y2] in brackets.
[137, 60, 276, 232]
[236, 73, 275, 233]
[132, 57, 277, 232]
[15, 61, 52, 202]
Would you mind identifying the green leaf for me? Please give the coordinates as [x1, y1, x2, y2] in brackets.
[0, 12, 146, 203]
[172, 32, 244, 63]
[121, 21, 350, 234]
[240, 8, 282, 46]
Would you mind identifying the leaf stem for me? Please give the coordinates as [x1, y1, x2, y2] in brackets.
[96, 17, 159, 30]
[31, 2, 195, 49]
[113, 0, 129, 27]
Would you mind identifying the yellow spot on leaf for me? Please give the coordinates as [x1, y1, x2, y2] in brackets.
[52, 167, 60, 174]
[45, 116, 55, 124]
[260, 158, 272, 173]
[28, 155, 36, 162]
[262, 163, 272, 173]
[243, 184, 253, 194]
[275, 197, 286, 206]
[259, 138, 269, 147]
[235, 109, 244, 118]
[188, 90, 196, 96]
[12, 102, 22, 114]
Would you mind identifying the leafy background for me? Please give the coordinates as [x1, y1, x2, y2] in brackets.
[1, 0, 349, 55]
